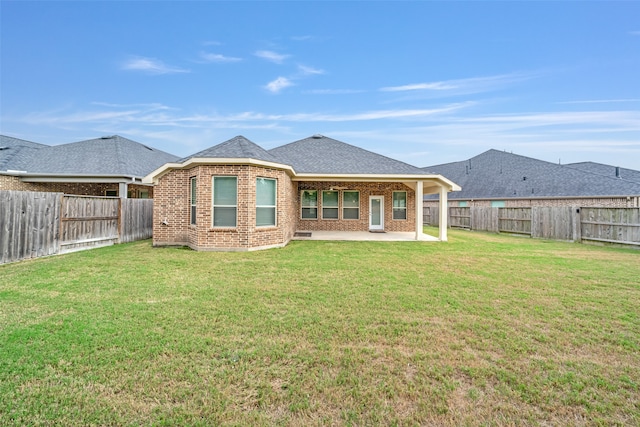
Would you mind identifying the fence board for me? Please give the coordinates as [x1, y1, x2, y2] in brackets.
[423, 202, 638, 247]
[1, 191, 154, 264]
[0, 191, 61, 264]
[59, 196, 119, 254]
[120, 199, 153, 243]
[581, 207, 640, 247]
[449, 207, 471, 229]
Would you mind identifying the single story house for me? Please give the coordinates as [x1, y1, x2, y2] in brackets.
[423, 149, 640, 210]
[143, 135, 460, 251]
[0, 134, 179, 198]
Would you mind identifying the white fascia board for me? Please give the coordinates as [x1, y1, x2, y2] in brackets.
[142, 157, 296, 184]
[12, 173, 146, 184]
[293, 173, 461, 191]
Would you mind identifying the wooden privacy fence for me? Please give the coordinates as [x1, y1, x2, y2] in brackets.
[424, 205, 640, 247]
[1, 191, 153, 264]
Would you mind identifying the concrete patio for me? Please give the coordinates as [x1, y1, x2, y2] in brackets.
[291, 230, 439, 242]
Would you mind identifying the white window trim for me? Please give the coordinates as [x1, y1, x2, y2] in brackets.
[392, 191, 407, 220]
[300, 190, 318, 220]
[342, 190, 360, 220]
[321, 190, 339, 220]
[212, 176, 238, 228]
[256, 177, 277, 228]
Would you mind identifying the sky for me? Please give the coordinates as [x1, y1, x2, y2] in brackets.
[1, 1, 639, 170]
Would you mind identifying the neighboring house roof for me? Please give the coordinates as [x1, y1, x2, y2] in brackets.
[179, 135, 281, 164]
[1, 134, 179, 179]
[423, 149, 640, 199]
[565, 162, 640, 184]
[0, 135, 48, 172]
[269, 134, 427, 175]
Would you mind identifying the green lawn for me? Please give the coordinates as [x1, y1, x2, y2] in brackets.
[1, 228, 639, 426]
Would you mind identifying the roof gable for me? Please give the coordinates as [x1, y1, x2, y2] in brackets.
[180, 135, 281, 164]
[424, 149, 640, 198]
[268, 135, 426, 175]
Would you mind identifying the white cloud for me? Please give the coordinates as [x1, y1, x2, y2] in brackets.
[557, 99, 640, 105]
[121, 56, 189, 74]
[381, 82, 457, 92]
[380, 72, 537, 95]
[254, 50, 290, 64]
[303, 89, 365, 95]
[297, 64, 324, 75]
[265, 77, 294, 93]
[199, 52, 242, 63]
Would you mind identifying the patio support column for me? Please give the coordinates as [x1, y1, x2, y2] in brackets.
[438, 185, 448, 241]
[118, 182, 128, 198]
[415, 180, 423, 240]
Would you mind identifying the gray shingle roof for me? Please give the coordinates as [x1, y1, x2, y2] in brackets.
[268, 135, 426, 174]
[565, 162, 640, 184]
[423, 149, 640, 199]
[0, 135, 48, 171]
[15, 135, 179, 177]
[179, 135, 282, 164]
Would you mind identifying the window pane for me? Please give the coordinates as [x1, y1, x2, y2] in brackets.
[343, 191, 359, 208]
[322, 191, 338, 207]
[191, 205, 197, 224]
[213, 177, 237, 205]
[393, 192, 406, 208]
[302, 207, 317, 219]
[256, 207, 276, 226]
[393, 208, 407, 220]
[301, 190, 317, 207]
[191, 177, 197, 203]
[213, 206, 236, 227]
[343, 208, 359, 220]
[323, 207, 339, 219]
[256, 178, 276, 206]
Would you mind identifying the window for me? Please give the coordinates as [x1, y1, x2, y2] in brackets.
[342, 191, 359, 219]
[190, 177, 197, 225]
[301, 190, 318, 219]
[491, 200, 506, 208]
[139, 190, 149, 199]
[322, 190, 339, 219]
[392, 191, 407, 220]
[458, 201, 468, 207]
[212, 176, 237, 227]
[256, 177, 276, 227]
[105, 189, 118, 197]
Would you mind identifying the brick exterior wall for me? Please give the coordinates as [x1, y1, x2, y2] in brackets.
[153, 165, 296, 251]
[424, 196, 640, 209]
[152, 168, 418, 250]
[0, 174, 153, 198]
[297, 181, 416, 232]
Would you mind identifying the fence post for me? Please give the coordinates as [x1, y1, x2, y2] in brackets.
[572, 206, 581, 243]
[118, 198, 123, 244]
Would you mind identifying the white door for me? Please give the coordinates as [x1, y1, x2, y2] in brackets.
[369, 196, 384, 231]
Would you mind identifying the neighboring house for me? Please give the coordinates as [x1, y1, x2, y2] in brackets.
[0, 135, 179, 198]
[143, 135, 460, 251]
[423, 149, 640, 209]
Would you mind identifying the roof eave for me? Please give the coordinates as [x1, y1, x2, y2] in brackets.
[142, 157, 297, 184]
[4, 171, 146, 184]
[293, 173, 461, 191]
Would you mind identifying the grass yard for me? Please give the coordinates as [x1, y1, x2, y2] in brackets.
[1, 228, 639, 426]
